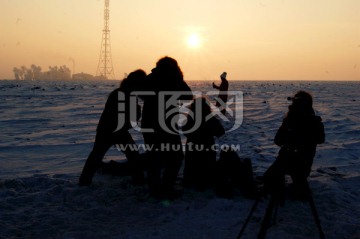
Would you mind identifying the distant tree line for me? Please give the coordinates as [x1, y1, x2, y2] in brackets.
[13, 65, 71, 80]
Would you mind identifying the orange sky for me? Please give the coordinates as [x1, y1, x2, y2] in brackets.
[1, 0, 359, 80]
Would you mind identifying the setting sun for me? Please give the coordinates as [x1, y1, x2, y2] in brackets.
[187, 33, 201, 48]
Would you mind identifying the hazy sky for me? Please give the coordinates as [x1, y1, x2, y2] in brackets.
[1, 0, 359, 80]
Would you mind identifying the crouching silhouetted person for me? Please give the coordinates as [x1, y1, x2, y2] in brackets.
[79, 69, 147, 186]
[215, 149, 257, 199]
[263, 91, 325, 198]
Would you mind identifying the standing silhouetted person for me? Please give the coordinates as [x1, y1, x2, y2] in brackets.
[263, 90, 325, 198]
[182, 97, 225, 191]
[79, 69, 147, 186]
[213, 72, 229, 114]
[141, 56, 192, 199]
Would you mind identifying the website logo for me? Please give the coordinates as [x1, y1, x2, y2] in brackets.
[115, 90, 243, 134]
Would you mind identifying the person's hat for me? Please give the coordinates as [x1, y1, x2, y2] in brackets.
[288, 91, 313, 107]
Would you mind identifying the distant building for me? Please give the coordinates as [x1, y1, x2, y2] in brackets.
[72, 72, 94, 80]
[93, 75, 108, 80]
[13, 64, 72, 80]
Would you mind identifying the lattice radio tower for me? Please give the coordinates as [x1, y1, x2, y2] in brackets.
[96, 0, 115, 80]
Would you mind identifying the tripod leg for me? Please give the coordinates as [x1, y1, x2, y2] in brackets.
[306, 188, 326, 239]
[272, 200, 279, 226]
[237, 197, 260, 239]
[300, 180, 326, 239]
[309, 197, 326, 239]
[258, 194, 277, 239]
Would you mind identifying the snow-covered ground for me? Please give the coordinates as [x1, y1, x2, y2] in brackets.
[0, 80, 359, 239]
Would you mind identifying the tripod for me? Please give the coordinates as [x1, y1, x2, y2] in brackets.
[237, 179, 326, 239]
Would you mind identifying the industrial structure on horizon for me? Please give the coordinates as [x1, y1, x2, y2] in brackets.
[96, 0, 115, 80]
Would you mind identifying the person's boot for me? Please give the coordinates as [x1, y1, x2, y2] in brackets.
[128, 157, 145, 185]
[79, 159, 99, 186]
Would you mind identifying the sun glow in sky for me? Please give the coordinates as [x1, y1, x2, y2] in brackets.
[1, 0, 359, 81]
[187, 33, 201, 49]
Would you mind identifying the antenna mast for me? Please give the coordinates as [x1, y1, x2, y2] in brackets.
[96, 0, 115, 80]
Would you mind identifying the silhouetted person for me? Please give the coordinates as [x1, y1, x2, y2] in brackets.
[263, 90, 325, 198]
[79, 69, 147, 186]
[141, 56, 192, 199]
[182, 97, 225, 191]
[212, 72, 229, 114]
